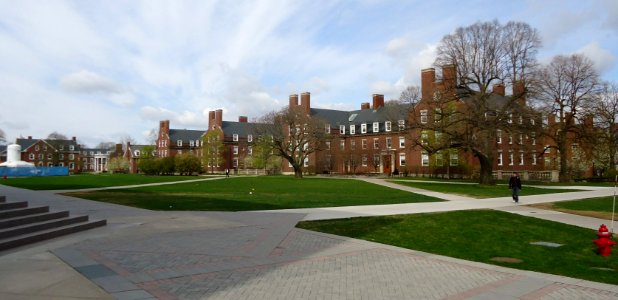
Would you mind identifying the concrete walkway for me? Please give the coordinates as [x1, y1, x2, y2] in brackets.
[1, 178, 617, 299]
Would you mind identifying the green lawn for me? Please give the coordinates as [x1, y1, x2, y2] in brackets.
[297, 210, 618, 285]
[531, 196, 618, 220]
[0, 173, 210, 190]
[388, 180, 582, 198]
[65, 176, 444, 211]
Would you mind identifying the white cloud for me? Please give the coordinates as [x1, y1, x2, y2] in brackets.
[577, 42, 617, 74]
[60, 70, 121, 94]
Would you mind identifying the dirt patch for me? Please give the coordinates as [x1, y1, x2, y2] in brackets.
[490, 257, 523, 263]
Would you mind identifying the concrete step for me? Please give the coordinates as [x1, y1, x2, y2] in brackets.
[0, 215, 89, 239]
[0, 211, 70, 229]
[0, 201, 28, 211]
[0, 206, 49, 219]
[0, 219, 107, 251]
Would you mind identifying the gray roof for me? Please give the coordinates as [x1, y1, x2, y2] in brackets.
[222, 121, 258, 138]
[0, 145, 6, 155]
[169, 129, 205, 142]
[16, 138, 80, 152]
[311, 104, 411, 127]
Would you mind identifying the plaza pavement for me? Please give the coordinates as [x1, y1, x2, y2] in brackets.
[0, 178, 618, 299]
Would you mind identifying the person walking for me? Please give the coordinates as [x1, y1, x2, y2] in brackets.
[225, 168, 230, 178]
[509, 172, 522, 203]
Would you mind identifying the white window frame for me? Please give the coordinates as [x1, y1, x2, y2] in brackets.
[373, 138, 379, 150]
[497, 151, 503, 166]
[420, 110, 428, 124]
[362, 155, 368, 167]
[29, 153, 35, 160]
[399, 136, 405, 148]
[69, 145, 75, 151]
[361, 139, 367, 149]
[340, 125, 346, 135]
[532, 151, 537, 165]
[233, 134, 239, 142]
[248, 146, 253, 155]
[326, 141, 331, 150]
[450, 152, 459, 166]
[373, 122, 379, 133]
[325, 124, 331, 134]
[496, 130, 502, 144]
[350, 125, 356, 135]
[508, 151, 514, 166]
[340, 140, 345, 150]
[177, 140, 182, 146]
[386, 137, 392, 149]
[519, 151, 525, 166]
[69, 154, 74, 160]
[248, 135, 253, 142]
[190, 140, 195, 147]
[398, 120, 405, 130]
[361, 123, 367, 134]
[400, 153, 407, 166]
[385, 121, 391, 132]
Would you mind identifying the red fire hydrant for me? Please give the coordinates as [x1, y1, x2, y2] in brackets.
[593, 224, 616, 256]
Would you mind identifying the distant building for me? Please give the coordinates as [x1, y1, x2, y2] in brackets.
[15, 136, 81, 172]
[80, 144, 123, 173]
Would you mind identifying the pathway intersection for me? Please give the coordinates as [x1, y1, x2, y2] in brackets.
[0, 177, 617, 299]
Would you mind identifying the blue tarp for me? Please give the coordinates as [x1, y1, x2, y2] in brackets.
[0, 166, 69, 177]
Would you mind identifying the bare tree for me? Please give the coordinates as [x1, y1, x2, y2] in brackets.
[592, 82, 618, 172]
[120, 135, 136, 149]
[255, 106, 330, 178]
[0, 128, 6, 145]
[535, 54, 601, 181]
[146, 128, 158, 145]
[202, 129, 225, 174]
[47, 131, 68, 140]
[399, 85, 421, 105]
[413, 20, 541, 185]
[96, 142, 116, 149]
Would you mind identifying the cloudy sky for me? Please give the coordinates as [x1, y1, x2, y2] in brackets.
[1, 0, 617, 147]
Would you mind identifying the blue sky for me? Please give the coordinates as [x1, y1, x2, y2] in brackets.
[1, 0, 616, 147]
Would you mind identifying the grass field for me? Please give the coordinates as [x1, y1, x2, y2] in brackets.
[297, 210, 618, 285]
[388, 180, 582, 198]
[64, 176, 443, 211]
[530, 196, 618, 220]
[0, 173, 209, 190]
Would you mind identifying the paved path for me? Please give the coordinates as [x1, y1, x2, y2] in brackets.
[1, 179, 617, 299]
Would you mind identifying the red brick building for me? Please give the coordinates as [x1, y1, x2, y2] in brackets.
[15, 136, 81, 172]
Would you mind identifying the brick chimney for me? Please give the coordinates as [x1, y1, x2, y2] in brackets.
[215, 109, 223, 128]
[372, 94, 384, 110]
[159, 120, 170, 136]
[300, 92, 311, 114]
[421, 68, 436, 101]
[361, 102, 370, 110]
[442, 64, 456, 90]
[289, 94, 298, 108]
[513, 81, 526, 106]
[238, 116, 248, 123]
[492, 83, 505, 96]
[72, 136, 76, 142]
[28, 136, 32, 140]
[115, 143, 123, 156]
[208, 111, 216, 129]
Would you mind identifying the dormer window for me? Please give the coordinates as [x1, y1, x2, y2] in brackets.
[134, 150, 140, 157]
[339, 125, 346, 135]
[373, 122, 379, 133]
[349, 125, 356, 135]
[69, 145, 75, 151]
[233, 134, 239, 142]
[361, 123, 367, 134]
[398, 120, 405, 130]
[177, 140, 182, 146]
[385, 121, 391, 132]
[248, 135, 253, 142]
[325, 124, 331, 134]
[59, 145, 64, 150]
[190, 140, 195, 147]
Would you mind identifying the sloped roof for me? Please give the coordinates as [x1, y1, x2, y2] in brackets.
[169, 129, 205, 142]
[222, 121, 258, 138]
[311, 104, 411, 127]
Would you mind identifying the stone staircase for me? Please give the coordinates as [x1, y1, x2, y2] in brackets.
[0, 195, 106, 251]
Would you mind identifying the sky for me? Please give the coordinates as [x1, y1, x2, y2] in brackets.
[0, 0, 617, 147]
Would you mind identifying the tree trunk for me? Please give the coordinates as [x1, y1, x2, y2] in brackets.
[294, 166, 303, 178]
[477, 154, 495, 185]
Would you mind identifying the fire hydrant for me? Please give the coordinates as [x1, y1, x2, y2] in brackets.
[593, 224, 616, 256]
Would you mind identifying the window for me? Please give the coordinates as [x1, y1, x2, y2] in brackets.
[508, 134, 513, 145]
[531, 118, 536, 126]
[351, 140, 356, 150]
[398, 120, 405, 130]
[555, 112, 561, 123]
[304, 157, 309, 167]
[69, 162, 75, 170]
[508, 113, 513, 123]
[435, 131, 442, 142]
[233, 159, 238, 168]
[400, 153, 407, 166]
[508, 151, 514, 166]
[518, 134, 523, 145]
[325, 141, 331, 150]
[350, 125, 356, 135]
[532, 151, 537, 165]
[340, 125, 346, 135]
[340, 140, 345, 150]
[59, 162, 64, 167]
[362, 155, 368, 167]
[399, 137, 405, 148]
[190, 140, 195, 147]
[38, 162, 43, 167]
[39, 153, 43, 159]
[361, 123, 367, 134]
[361, 139, 367, 149]
[385, 121, 392, 132]
[498, 152, 503, 166]
[434, 108, 442, 122]
[29, 153, 35, 160]
[248, 146, 253, 155]
[69, 154, 74, 160]
[373, 138, 379, 149]
[435, 152, 444, 166]
[531, 132, 536, 145]
[35, 145, 40, 151]
[542, 115, 549, 127]
[233, 146, 239, 155]
[496, 130, 502, 144]
[248, 135, 253, 142]
[59, 145, 64, 150]
[420, 110, 428, 123]
[386, 137, 392, 149]
[421, 131, 428, 145]
[450, 152, 459, 166]
[178, 150, 182, 154]
[373, 122, 379, 133]
[519, 151, 525, 165]
[233, 134, 238, 142]
[518, 116, 523, 125]
[59, 154, 64, 160]
[177, 140, 182, 146]
[134, 150, 140, 157]
[47, 162, 53, 167]
[69, 145, 75, 151]
[421, 152, 429, 166]
[325, 124, 331, 134]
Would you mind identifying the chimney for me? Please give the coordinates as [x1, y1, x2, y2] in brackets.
[513, 81, 526, 106]
[215, 109, 223, 128]
[115, 143, 123, 155]
[300, 92, 311, 114]
[492, 83, 505, 96]
[159, 120, 170, 135]
[72, 136, 76, 142]
[238, 116, 248, 123]
[421, 68, 436, 101]
[372, 94, 384, 110]
[442, 64, 456, 90]
[208, 111, 216, 129]
[289, 94, 298, 108]
[361, 102, 370, 110]
[28, 136, 32, 140]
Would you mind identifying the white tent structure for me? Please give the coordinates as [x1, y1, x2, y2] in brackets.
[0, 144, 34, 168]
